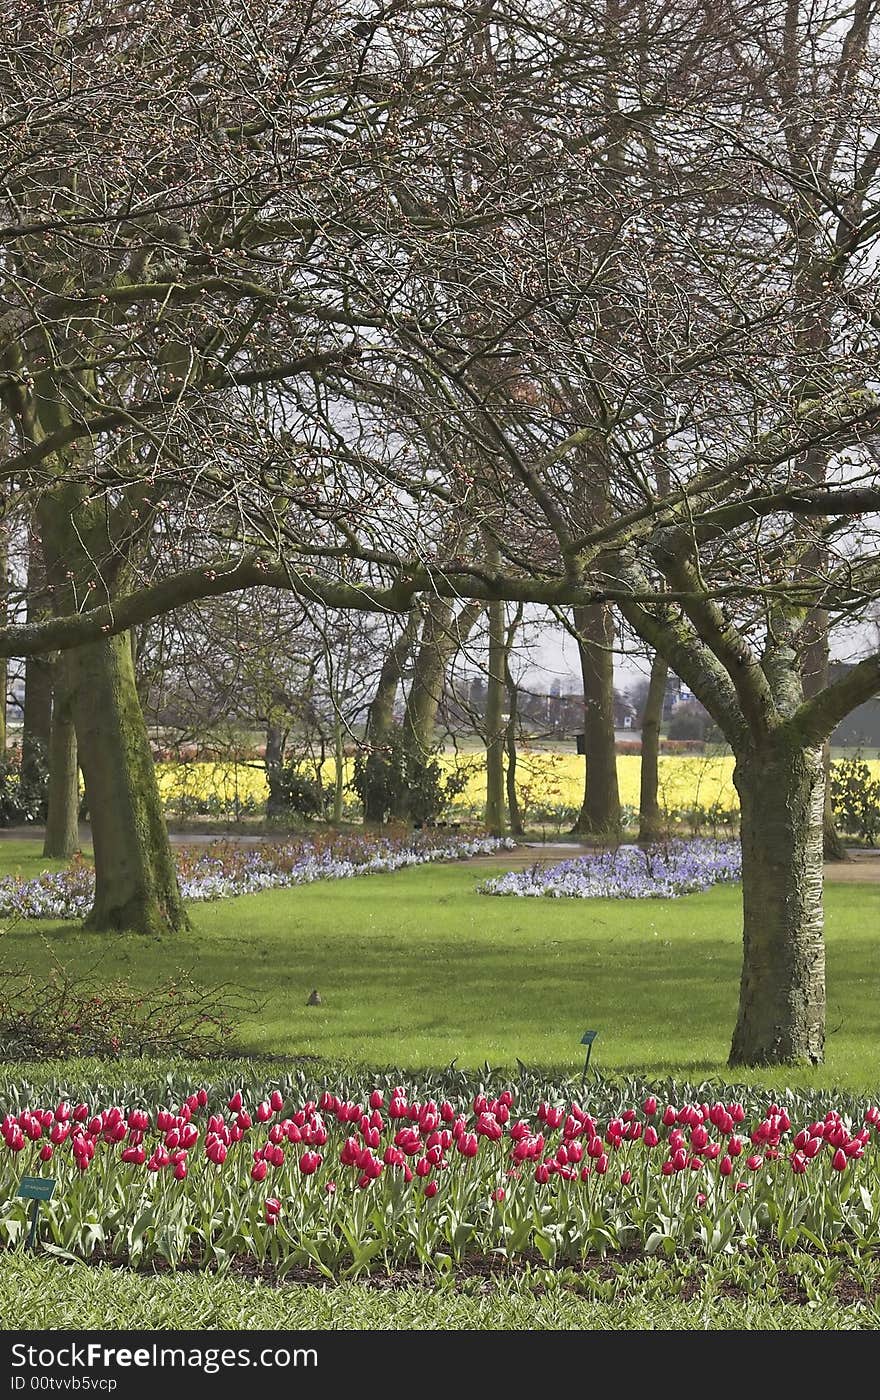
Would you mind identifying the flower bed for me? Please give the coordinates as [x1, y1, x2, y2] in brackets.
[479, 840, 741, 899]
[1, 1074, 877, 1275]
[0, 832, 516, 922]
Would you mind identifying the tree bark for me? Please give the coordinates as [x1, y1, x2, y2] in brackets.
[504, 606, 524, 836]
[729, 738, 825, 1066]
[43, 657, 80, 858]
[571, 604, 620, 835]
[363, 613, 420, 823]
[68, 632, 189, 934]
[403, 598, 481, 754]
[265, 719, 285, 818]
[22, 533, 52, 788]
[485, 598, 506, 834]
[638, 651, 667, 843]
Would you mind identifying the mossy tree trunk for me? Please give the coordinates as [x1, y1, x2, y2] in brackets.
[638, 651, 667, 843]
[43, 656, 80, 858]
[38, 486, 187, 935]
[728, 738, 825, 1066]
[67, 631, 189, 934]
[571, 604, 620, 835]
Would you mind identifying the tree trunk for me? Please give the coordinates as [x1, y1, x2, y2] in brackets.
[822, 742, 848, 861]
[332, 712, 345, 823]
[364, 614, 420, 823]
[21, 535, 52, 789]
[504, 607, 525, 837]
[265, 720, 285, 819]
[571, 604, 620, 835]
[0, 523, 6, 758]
[729, 739, 825, 1066]
[43, 658, 80, 858]
[485, 599, 506, 835]
[638, 651, 667, 843]
[403, 599, 481, 755]
[68, 632, 189, 935]
[367, 614, 421, 746]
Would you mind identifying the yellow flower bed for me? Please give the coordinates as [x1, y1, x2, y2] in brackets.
[155, 752, 880, 816]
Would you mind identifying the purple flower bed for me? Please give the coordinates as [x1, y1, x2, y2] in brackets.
[479, 840, 741, 899]
[0, 832, 516, 921]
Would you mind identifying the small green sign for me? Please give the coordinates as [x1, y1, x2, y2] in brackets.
[18, 1176, 56, 1202]
[580, 1030, 598, 1046]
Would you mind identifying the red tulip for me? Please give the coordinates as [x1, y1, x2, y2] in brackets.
[173, 1160, 187, 1181]
[671, 1147, 688, 1172]
[620, 1169, 631, 1186]
[643, 1096, 658, 1117]
[269, 1090, 283, 1112]
[644, 1126, 659, 1148]
[790, 1152, 807, 1175]
[691, 1124, 709, 1151]
[39, 1144, 53, 1162]
[228, 1091, 243, 1112]
[424, 1181, 438, 1198]
[251, 1160, 268, 1182]
[662, 1105, 677, 1127]
[595, 1153, 608, 1176]
[661, 1160, 674, 1176]
[256, 1101, 272, 1123]
[534, 1163, 550, 1184]
[121, 1145, 146, 1165]
[832, 1148, 848, 1172]
[493, 1187, 505, 1202]
[456, 1133, 479, 1158]
[803, 1136, 823, 1159]
[299, 1151, 322, 1174]
[746, 1155, 763, 1171]
[264, 1197, 281, 1224]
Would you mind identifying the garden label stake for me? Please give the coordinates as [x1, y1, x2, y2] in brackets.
[581, 1029, 598, 1083]
[18, 1175, 56, 1249]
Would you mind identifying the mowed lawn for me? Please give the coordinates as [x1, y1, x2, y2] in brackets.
[1, 840, 878, 1090]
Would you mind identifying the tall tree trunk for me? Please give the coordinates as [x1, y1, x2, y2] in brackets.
[403, 599, 482, 754]
[485, 598, 506, 835]
[821, 742, 847, 861]
[332, 712, 345, 823]
[264, 719, 285, 819]
[22, 534, 52, 789]
[729, 738, 825, 1066]
[638, 651, 667, 843]
[363, 613, 420, 823]
[504, 606, 524, 837]
[68, 633, 189, 934]
[43, 657, 80, 858]
[571, 604, 620, 835]
[366, 613, 421, 746]
[0, 523, 6, 758]
[37, 486, 187, 935]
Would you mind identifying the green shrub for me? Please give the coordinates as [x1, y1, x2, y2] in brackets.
[830, 754, 880, 845]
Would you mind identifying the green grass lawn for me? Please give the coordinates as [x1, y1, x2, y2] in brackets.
[1, 839, 879, 1091]
[2, 1251, 877, 1330]
[3, 838, 880, 1331]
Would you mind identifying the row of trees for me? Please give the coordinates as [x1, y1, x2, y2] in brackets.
[3, 1, 880, 1066]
